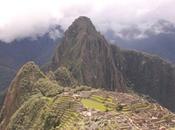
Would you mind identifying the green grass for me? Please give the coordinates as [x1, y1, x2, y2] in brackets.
[91, 95, 114, 103]
[81, 99, 107, 111]
[81, 94, 116, 112]
[91, 95, 105, 103]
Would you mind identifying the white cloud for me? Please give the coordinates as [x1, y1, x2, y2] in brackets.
[0, 0, 174, 42]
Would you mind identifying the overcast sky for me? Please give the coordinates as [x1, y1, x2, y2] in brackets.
[0, 0, 174, 42]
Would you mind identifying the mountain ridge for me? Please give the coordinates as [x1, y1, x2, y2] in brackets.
[105, 19, 175, 63]
[1, 16, 175, 130]
[0, 26, 63, 107]
[51, 16, 175, 112]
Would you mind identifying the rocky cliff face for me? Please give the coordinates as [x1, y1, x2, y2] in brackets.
[0, 62, 46, 129]
[51, 16, 175, 112]
[0, 62, 64, 130]
[121, 50, 175, 111]
[51, 16, 126, 91]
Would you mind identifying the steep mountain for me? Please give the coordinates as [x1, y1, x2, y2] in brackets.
[1, 16, 175, 130]
[51, 16, 126, 91]
[0, 62, 64, 130]
[111, 43, 175, 112]
[0, 62, 46, 129]
[0, 26, 63, 105]
[121, 49, 175, 111]
[50, 17, 175, 112]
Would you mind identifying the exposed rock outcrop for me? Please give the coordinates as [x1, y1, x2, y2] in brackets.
[51, 16, 126, 91]
[51, 16, 175, 112]
[0, 62, 45, 129]
[121, 50, 175, 111]
[0, 62, 63, 129]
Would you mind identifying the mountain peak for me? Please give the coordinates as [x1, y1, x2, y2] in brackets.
[51, 16, 126, 91]
[65, 16, 97, 37]
[2, 16, 175, 130]
[74, 16, 92, 23]
[0, 61, 45, 129]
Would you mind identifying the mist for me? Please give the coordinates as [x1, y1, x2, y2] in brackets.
[0, 0, 175, 42]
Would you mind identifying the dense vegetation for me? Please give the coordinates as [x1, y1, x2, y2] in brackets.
[1, 62, 175, 130]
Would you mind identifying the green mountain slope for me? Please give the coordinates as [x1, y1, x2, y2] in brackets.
[51, 16, 175, 112]
[51, 16, 126, 91]
[1, 16, 175, 130]
[1, 62, 175, 130]
[121, 49, 175, 111]
[0, 27, 62, 106]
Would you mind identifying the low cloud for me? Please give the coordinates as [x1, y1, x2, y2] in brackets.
[0, 0, 175, 42]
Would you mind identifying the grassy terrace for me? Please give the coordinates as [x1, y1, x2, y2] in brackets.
[81, 99, 107, 111]
[81, 94, 116, 112]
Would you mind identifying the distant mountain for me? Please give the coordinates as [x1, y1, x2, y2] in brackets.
[0, 25, 63, 70]
[0, 26, 63, 106]
[105, 19, 175, 63]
